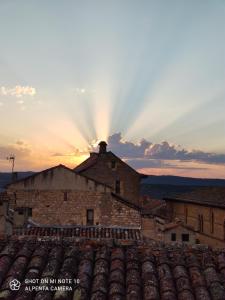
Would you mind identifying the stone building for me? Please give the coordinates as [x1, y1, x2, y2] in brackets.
[165, 187, 225, 248]
[0, 192, 13, 236]
[74, 141, 143, 205]
[160, 222, 196, 244]
[6, 164, 141, 228]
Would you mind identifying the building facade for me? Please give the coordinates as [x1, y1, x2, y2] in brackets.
[0, 192, 13, 236]
[6, 164, 141, 228]
[74, 141, 143, 205]
[161, 222, 196, 244]
[165, 187, 225, 248]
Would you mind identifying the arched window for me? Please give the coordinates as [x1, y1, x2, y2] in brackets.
[210, 210, 214, 234]
[185, 206, 188, 224]
[224, 220, 225, 240]
[198, 214, 204, 233]
[115, 180, 121, 194]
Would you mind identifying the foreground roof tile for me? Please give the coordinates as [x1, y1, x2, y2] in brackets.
[0, 240, 224, 300]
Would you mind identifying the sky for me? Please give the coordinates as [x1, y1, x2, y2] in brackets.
[0, 1, 225, 178]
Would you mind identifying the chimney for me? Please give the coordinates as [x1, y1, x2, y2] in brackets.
[98, 141, 107, 154]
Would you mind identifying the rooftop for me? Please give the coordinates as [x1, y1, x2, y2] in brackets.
[13, 225, 142, 241]
[162, 222, 195, 232]
[165, 186, 225, 209]
[0, 239, 224, 300]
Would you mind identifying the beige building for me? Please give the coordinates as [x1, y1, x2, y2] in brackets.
[165, 187, 225, 248]
[160, 222, 196, 244]
[6, 164, 141, 228]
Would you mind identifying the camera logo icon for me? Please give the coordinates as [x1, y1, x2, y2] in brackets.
[9, 279, 21, 291]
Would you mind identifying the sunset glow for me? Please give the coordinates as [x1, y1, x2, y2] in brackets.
[0, 1, 225, 178]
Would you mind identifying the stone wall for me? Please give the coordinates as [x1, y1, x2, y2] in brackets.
[7, 165, 111, 193]
[164, 226, 196, 244]
[0, 202, 12, 236]
[81, 152, 141, 205]
[168, 201, 225, 247]
[7, 189, 141, 228]
[141, 216, 156, 239]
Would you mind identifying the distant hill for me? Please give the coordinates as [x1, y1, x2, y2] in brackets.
[141, 184, 202, 199]
[0, 172, 35, 191]
[141, 175, 225, 186]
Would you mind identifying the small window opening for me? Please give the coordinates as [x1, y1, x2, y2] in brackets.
[115, 180, 121, 194]
[64, 192, 68, 201]
[17, 208, 24, 215]
[86, 209, 94, 225]
[111, 161, 116, 169]
[171, 233, 176, 241]
[182, 234, 189, 242]
[28, 208, 32, 217]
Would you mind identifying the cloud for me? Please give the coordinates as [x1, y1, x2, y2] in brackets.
[0, 85, 36, 97]
[0, 140, 31, 161]
[52, 148, 89, 157]
[106, 133, 152, 158]
[144, 141, 225, 164]
[104, 133, 225, 165]
[124, 158, 207, 171]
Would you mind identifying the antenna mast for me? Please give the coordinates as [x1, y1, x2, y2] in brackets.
[6, 154, 15, 173]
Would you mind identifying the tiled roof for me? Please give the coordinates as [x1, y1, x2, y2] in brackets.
[74, 154, 98, 173]
[162, 222, 195, 232]
[74, 151, 141, 176]
[0, 240, 224, 300]
[111, 193, 141, 211]
[165, 187, 225, 209]
[141, 197, 166, 215]
[12, 226, 142, 241]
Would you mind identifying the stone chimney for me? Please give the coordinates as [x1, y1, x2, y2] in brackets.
[98, 141, 107, 154]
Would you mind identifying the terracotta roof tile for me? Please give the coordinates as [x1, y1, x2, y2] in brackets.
[165, 187, 225, 209]
[13, 226, 142, 241]
[0, 240, 224, 299]
[74, 155, 98, 173]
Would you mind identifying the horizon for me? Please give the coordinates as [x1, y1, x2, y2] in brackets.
[0, 1, 225, 178]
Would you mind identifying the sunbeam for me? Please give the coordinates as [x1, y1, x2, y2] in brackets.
[0, 1, 225, 177]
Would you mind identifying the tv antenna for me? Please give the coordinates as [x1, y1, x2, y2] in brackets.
[6, 154, 15, 173]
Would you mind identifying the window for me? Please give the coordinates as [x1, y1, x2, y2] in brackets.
[171, 233, 176, 241]
[17, 208, 24, 215]
[14, 192, 17, 205]
[210, 211, 214, 234]
[28, 208, 32, 217]
[224, 220, 225, 241]
[115, 180, 121, 194]
[198, 214, 204, 233]
[111, 160, 116, 170]
[63, 192, 68, 201]
[201, 215, 204, 233]
[185, 207, 188, 224]
[86, 209, 94, 225]
[198, 215, 201, 231]
[182, 234, 189, 242]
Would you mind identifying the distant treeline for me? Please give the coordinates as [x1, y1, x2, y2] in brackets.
[0, 172, 35, 191]
[141, 175, 225, 186]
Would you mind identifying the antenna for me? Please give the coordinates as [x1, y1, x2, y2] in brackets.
[6, 154, 15, 173]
